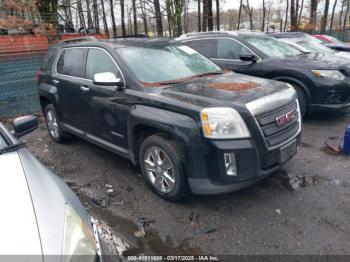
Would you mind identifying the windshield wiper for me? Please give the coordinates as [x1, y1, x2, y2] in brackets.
[195, 71, 224, 77]
[0, 142, 26, 155]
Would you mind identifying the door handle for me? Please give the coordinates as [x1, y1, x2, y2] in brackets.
[80, 86, 90, 92]
[53, 79, 60, 85]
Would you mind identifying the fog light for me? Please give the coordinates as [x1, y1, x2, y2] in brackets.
[224, 153, 237, 176]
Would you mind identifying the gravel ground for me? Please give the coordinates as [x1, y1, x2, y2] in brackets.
[18, 112, 350, 257]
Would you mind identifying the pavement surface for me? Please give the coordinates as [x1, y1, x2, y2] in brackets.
[20, 112, 350, 257]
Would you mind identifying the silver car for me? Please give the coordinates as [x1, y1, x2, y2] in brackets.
[0, 116, 103, 262]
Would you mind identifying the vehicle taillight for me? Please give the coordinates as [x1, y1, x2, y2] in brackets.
[35, 69, 43, 81]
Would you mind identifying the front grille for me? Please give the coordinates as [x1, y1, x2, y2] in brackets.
[255, 100, 300, 148]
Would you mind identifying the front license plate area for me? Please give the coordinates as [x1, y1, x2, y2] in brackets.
[279, 140, 297, 164]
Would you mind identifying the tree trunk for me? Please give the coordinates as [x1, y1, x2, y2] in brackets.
[198, 0, 201, 32]
[120, 0, 126, 36]
[237, 0, 243, 29]
[92, 0, 100, 33]
[261, 0, 266, 31]
[329, 0, 338, 31]
[216, 0, 220, 31]
[153, 0, 163, 36]
[343, 0, 349, 39]
[284, 0, 289, 31]
[77, 0, 86, 30]
[109, 0, 117, 38]
[85, 0, 94, 28]
[309, 0, 318, 25]
[207, 0, 213, 31]
[132, 0, 138, 34]
[202, 0, 208, 31]
[321, 0, 330, 33]
[100, 0, 109, 37]
[297, 0, 304, 27]
[139, 0, 149, 35]
[339, 0, 345, 34]
[290, 0, 298, 31]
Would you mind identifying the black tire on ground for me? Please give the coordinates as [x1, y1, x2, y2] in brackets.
[292, 84, 308, 117]
[44, 104, 72, 143]
[139, 134, 190, 201]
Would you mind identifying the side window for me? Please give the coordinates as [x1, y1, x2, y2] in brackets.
[56, 48, 85, 77]
[185, 39, 216, 58]
[85, 49, 120, 80]
[217, 39, 253, 60]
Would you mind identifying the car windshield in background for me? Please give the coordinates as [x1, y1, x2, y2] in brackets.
[0, 133, 7, 150]
[326, 35, 345, 45]
[117, 45, 222, 84]
[245, 36, 302, 58]
[281, 38, 335, 55]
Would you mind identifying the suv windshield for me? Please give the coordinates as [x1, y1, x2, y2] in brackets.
[245, 36, 302, 58]
[117, 45, 222, 84]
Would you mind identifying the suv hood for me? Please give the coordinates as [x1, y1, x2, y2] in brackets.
[159, 72, 292, 109]
[0, 152, 43, 257]
[285, 52, 350, 69]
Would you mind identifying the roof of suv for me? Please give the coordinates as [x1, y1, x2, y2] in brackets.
[270, 32, 307, 38]
[56, 36, 175, 49]
[177, 30, 265, 40]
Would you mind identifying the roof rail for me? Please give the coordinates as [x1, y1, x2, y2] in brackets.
[57, 36, 98, 45]
[114, 34, 148, 39]
[177, 30, 236, 40]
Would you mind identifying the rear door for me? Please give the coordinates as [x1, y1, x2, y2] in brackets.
[82, 47, 129, 149]
[53, 47, 91, 131]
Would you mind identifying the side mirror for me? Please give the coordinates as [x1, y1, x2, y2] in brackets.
[13, 115, 38, 138]
[239, 54, 257, 63]
[93, 72, 123, 87]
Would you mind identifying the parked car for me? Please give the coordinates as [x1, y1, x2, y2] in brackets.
[270, 32, 350, 60]
[37, 37, 301, 201]
[313, 34, 350, 52]
[178, 31, 350, 116]
[0, 115, 103, 261]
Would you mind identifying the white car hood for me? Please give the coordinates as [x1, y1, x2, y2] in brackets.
[0, 152, 43, 258]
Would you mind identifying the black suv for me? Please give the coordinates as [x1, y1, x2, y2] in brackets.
[178, 31, 350, 116]
[37, 37, 301, 201]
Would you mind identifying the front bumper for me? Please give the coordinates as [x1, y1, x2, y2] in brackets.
[186, 135, 301, 195]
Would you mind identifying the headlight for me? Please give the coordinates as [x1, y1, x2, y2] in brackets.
[200, 107, 250, 139]
[62, 205, 97, 262]
[312, 70, 345, 80]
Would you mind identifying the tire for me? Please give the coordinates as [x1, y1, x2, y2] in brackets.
[139, 134, 189, 201]
[44, 104, 71, 143]
[292, 84, 308, 117]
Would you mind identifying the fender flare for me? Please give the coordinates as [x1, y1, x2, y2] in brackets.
[272, 76, 311, 102]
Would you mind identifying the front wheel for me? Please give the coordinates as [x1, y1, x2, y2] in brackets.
[292, 85, 308, 117]
[139, 134, 189, 201]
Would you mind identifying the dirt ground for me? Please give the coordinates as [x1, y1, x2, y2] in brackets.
[20, 112, 350, 257]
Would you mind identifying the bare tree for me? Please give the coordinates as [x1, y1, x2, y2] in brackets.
[202, 0, 208, 31]
[208, 0, 213, 30]
[342, 0, 349, 39]
[309, 0, 318, 32]
[197, 0, 201, 32]
[109, 0, 117, 38]
[216, 0, 220, 30]
[139, 0, 148, 35]
[237, 0, 243, 29]
[329, 0, 338, 31]
[77, 0, 86, 30]
[320, 0, 330, 33]
[261, 0, 266, 31]
[132, 0, 138, 34]
[85, 0, 93, 28]
[92, 0, 99, 33]
[297, 0, 304, 27]
[243, 0, 254, 30]
[290, 0, 298, 31]
[100, 0, 109, 37]
[120, 0, 126, 36]
[153, 0, 163, 36]
[284, 0, 289, 31]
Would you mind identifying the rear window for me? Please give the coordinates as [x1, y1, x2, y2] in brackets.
[56, 48, 85, 77]
[185, 39, 217, 58]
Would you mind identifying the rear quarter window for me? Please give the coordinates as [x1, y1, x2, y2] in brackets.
[184, 39, 217, 58]
[41, 47, 58, 72]
[56, 48, 85, 77]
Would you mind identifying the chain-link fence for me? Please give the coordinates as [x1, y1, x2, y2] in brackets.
[0, 51, 45, 118]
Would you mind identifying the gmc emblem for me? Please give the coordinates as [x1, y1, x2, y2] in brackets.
[275, 111, 296, 127]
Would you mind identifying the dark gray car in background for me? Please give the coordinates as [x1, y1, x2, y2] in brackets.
[0, 116, 103, 261]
